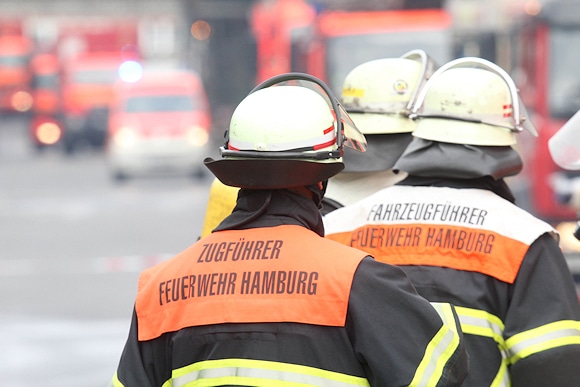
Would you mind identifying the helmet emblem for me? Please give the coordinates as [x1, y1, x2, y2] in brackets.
[393, 79, 408, 94]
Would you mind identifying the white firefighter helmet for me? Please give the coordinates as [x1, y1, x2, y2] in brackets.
[411, 57, 538, 146]
[341, 49, 439, 135]
[204, 73, 367, 189]
[549, 109, 580, 170]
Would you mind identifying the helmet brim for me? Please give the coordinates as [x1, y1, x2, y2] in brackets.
[204, 158, 344, 189]
[413, 117, 517, 146]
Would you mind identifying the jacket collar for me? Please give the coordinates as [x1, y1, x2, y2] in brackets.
[214, 189, 325, 237]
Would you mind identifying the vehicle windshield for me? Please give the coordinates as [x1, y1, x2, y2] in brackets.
[32, 73, 59, 89]
[124, 95, 198, 112]
[0, 54, 28, 67]
[325, 30, 452, 94]
[549, 26, 580, 119]
[73, 68, 119, 84]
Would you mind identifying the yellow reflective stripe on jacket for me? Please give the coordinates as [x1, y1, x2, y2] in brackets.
[165, 358, 370, 387]
[455, 306, 510, 387]
[409, 303, 461, 387]
[506, 320, 580, 364]
[108, 372, 123, 387]
[455, 306, 506, 349]
[489, 361, 510, 387]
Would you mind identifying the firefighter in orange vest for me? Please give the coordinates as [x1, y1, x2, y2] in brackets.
[110, 73, 468, 387]
[321, 50, 439, 214]
[324, 58, 580, 386]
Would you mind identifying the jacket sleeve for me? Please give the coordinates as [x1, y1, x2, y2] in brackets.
[346, 257, 469, 387]
[505, 233, 580, 387]
[109, 307, 172, 387]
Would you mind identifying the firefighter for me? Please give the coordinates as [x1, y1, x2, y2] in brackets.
[322, 49, 439, 214]
[324, 58, 580, 386]
[199, 177, 239, 238]
[109, 73, 468, 387]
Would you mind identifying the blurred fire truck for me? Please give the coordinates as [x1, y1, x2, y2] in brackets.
[250, 0, 454, 94]
[44, 19, 140, 154]
[29, 52, 63, 150]
[509, 0, 580, 224]
[0, 19, 34, 114]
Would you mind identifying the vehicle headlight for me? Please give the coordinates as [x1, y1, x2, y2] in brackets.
[11, 91, 33, 112]
[36, 122, 62, 145]
[186, 125, 209, 147]
[113, 127, 139, 148]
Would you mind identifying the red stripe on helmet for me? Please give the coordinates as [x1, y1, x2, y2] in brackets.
[503, 104, 513, 118]
[313, 139, 336, 150]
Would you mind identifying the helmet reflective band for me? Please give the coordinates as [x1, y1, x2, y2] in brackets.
[412, 58, 535, 146]
[341, 58, 423, 135]
[228, 86, 337, 154]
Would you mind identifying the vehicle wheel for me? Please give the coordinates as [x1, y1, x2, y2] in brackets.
[112, 171, 130, 183]
[63, 140, 76, 155]
[33, 143, 46, 153]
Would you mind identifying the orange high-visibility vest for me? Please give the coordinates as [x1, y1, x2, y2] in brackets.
[136, 225, 367, 341]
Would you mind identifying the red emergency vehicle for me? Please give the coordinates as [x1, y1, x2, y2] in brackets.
[0, 20, 33, 113]
[251, 0, 316, 83]
[510, 0, 580, 223]
[300, 7, 453, 94]
[251, 1, 454, 94]
[54, 20, 140, 154]
[29, 53, 63, 149]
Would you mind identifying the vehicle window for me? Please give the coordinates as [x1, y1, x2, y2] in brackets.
[73, 68, 119, 84]
[0, 54, 28, 67]
[32, 73, 59, 89]
[124, 95, 197, 112]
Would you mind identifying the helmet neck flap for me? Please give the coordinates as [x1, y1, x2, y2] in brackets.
[393, 138, 523, 180]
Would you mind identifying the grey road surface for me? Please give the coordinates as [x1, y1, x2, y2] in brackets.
[0, 115, 214, 386]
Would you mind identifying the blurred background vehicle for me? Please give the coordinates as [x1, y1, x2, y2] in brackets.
[106, 68, 212, 182]
[28, 52, 63, 150]
[59, 52, 133, 154]
[310, 7, 453, 93]
[507, 0, 580, 224]
[0, 19, 34, 114]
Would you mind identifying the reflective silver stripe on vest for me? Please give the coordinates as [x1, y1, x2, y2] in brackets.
[506, 320, 580, 364]
[168, 358, 370, 387]
[455, 306, 510, 387]
[409, 302, 461, 387]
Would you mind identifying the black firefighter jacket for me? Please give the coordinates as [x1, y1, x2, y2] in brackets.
[110, 189, 468, 386]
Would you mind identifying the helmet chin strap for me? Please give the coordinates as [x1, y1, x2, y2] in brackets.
[306, 181, 328, 209]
